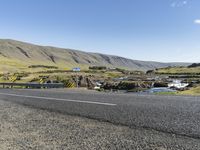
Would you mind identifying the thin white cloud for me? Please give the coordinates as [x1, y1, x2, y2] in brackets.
[171, 0, 189, 8]
[182, 0, 188, 5]
[194, 19, 200, 25]
[171, 2, 177, 7]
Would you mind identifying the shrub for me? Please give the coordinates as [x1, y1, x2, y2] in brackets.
[188, 63, 200, 68]
[28, 65, 58, 69]
[89, 66, 107, 70]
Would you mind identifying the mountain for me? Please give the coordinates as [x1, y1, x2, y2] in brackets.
[0, 39, 190, 73]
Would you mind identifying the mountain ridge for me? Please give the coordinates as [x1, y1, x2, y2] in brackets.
[0, 39, 191, 73]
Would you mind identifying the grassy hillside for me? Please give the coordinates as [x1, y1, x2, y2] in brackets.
[155, 66, 200, 74]
[0, 39, 190, 73]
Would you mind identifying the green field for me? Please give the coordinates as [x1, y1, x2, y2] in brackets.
[155, 66, 200, 74]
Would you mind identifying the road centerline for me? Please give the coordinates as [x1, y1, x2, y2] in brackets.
[0, 92, 117, 106]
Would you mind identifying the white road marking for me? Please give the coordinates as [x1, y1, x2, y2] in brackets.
[0, 92, 117, 106]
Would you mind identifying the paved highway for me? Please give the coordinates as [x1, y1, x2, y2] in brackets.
[0, 88, 200, 139]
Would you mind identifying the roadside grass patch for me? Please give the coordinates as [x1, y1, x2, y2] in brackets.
[155, 91, 178, 95]
[179, 86, 200, 95]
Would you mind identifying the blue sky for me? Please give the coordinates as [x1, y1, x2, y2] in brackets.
[0, 0, 200, 62]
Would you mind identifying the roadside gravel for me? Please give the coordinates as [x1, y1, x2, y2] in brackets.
[0, 99, 200, 150]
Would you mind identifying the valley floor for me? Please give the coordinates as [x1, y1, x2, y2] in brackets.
[0, 100, 200, 150]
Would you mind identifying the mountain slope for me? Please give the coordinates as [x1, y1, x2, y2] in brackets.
[0, 39, 190, 73]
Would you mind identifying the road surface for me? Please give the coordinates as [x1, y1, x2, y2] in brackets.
[0, 88, 200, 139]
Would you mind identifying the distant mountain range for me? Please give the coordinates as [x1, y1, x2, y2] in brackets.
[0, 39, 190, 73]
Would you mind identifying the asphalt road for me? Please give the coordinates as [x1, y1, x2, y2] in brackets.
[0, 88, 200, 139]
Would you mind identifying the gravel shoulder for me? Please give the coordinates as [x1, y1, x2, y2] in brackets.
[0, 100, 200, 150]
